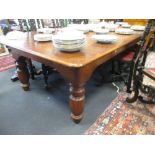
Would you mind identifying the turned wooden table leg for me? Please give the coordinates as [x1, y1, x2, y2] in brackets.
[27, 59, 35, 80]
[69, 83, 85, 124]
[16, 57, 30, 91]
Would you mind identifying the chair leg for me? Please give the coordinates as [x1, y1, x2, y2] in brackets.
[118, 60, 122, 74]
[111, 60, 120, 75]
[126, 78, 139, 103]
[138, 95, 155, 104]
[114, 60, 133, 87]
[126, 61, 134, 93]
[42, 64, 49, 90]
[109, 60, 124, 82]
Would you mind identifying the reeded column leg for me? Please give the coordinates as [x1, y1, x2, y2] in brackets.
[69, 83, 85, 124]
[16, 57, 30, 91]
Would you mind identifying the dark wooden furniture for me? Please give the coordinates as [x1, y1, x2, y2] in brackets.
[123, 19, 148, 26]
[143, 68, 155, 80]
[110, 20, 148, 84]
[0, 32, 141, 123]
[18, 19, 45, 80]
[126, 19, 155, 104]
[110, 44, 139, 85]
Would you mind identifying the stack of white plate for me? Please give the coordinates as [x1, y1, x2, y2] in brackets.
[92, 34, 118, 43]
[37, 28, 55, 34]
[93, 28, 109, 34]
[115, 22, 128, 26]
[67, 24, 90, 33]
[131, 25, 145, 31]
[115, 28, 134, 35]
[52, 32, 86, 52]
[62, 28, 84, 35]
[105, 24, 119, 32]
[34, 34, 53, 42]
[122, 24, 131, 28]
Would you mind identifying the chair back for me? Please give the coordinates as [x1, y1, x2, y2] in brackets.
[127, 19, 155, 92]
[50, 19, 72, 28]
[18, 19, 44, 32]
[135, 20, 155, 67]
[17, 19, 88, 31]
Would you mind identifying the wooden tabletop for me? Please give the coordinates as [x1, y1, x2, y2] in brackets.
[0, 32, 141, 67]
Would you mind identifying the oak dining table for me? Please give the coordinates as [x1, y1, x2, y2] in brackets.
[0, 31, 141, 123]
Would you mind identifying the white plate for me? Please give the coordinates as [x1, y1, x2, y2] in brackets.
[76, 28, 89, 33]
[97, 22, 109, 28]
[54, 39, 85, 45]
[115, 28, 134, 35]
[93, 28, 109, 34]
[34, 34, 53, 41]
[75, 25, 90, 33]
[131, 25, 145, 31]
[62, 28, 84, 34]
[37, 28, 55, 34]
[122, 24, 131, 28]
[52, 32, 86, 41]
[54, 43, 85, 52]
[55, 47, 83, 52]
[54, 42, 85, 49]
[6, 31, 27, 40]
[86, 24, 101, 31]
[115, 22, 128, 26]
[105, 24, 119, 32]
[34, 37, 52, 42]
[92, 34, 118, 43]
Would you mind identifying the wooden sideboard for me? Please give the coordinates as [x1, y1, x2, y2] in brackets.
[123, 19, 148, 26]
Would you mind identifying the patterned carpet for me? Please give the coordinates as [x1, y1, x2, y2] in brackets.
[85, 91, 155, 135]
[0, 54, 15, 72]
[85, 51, 155, 135]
